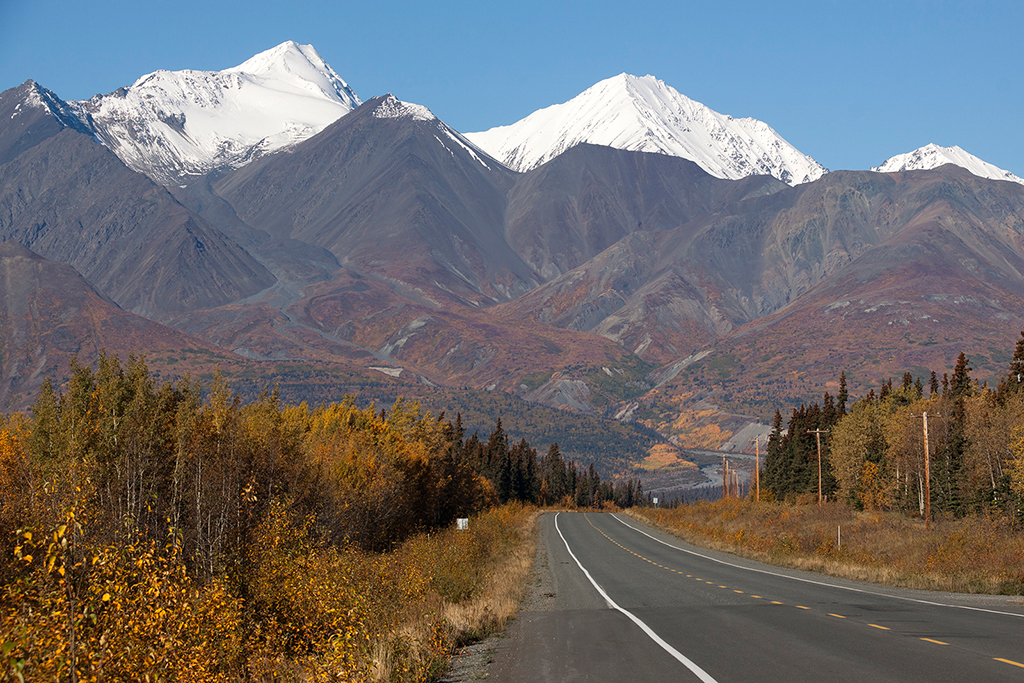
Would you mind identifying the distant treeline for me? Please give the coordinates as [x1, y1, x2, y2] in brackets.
[230, 374, 661, 476]
[466, 421, 651, 511]
[762, 334, 1024, 518]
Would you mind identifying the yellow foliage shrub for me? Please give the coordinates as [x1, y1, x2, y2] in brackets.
[3, 517, 243, 682]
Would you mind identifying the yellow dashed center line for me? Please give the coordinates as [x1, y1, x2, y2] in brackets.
[995, 658, 1024, 668]
[580, 514, 1024, 669]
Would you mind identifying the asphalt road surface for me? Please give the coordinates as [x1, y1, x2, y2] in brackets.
[488, 512, 1024, 682]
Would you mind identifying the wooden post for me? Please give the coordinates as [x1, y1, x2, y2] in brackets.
[750, 436, 764, 503]
[722, 454, 727, 500]
[910, 412, 939, 530]
[922, 411, 932, 530]
[807, 429, 830, 505]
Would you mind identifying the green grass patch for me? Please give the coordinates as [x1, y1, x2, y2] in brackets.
[519, 371, 550, 391]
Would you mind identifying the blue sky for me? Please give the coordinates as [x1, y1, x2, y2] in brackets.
[1, 0, 1021, 175]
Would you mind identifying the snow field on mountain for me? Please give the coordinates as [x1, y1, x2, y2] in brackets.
[466, 73, 827, 186]
[71, 41, 361, 184]
[873, 143, 1024, 185]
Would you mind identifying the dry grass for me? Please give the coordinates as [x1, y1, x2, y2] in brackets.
[640, 444, 697, 471]
[366, 504, 539, 682]
[629, 500, 1024, 595]
[441, 509, 538, 637]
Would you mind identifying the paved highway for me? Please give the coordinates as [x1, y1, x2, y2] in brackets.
[489, 512, 1024, 682]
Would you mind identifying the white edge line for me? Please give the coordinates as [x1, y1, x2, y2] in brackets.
[611, 513, 1024, 620]
[554, 512, 719, 683]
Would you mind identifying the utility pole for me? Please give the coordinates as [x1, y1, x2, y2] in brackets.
[807, 429, 830, 505]
[750, 436, 766, 503]
[910, 411, 939, 530]
[722, 454, 728, 499]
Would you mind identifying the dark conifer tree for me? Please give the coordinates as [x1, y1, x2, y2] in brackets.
[838, 371, 848, 415]
[949, 353, 972, 400]
[997, 330, 1024, 401]
[934, 396, 968, 517]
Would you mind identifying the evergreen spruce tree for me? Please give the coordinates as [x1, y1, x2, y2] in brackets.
[838, 371, 848, 416]
[761, 409, 787, 496]
[997, 329, 1024, 401]
[949, 353, 972, 400]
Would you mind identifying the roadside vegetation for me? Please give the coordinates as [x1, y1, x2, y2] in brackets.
[632, 500, 1024, 594]
[634, 330, 1024, 596]
[0, 354, 637, 682]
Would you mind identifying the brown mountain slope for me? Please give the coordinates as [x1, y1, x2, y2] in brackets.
[0, 81, 275, 320]
[214, 95, 538, 304]
[0, 242, 235, 411]
[168, 264, 649, 411]
[504, 143, 785, 279]
[639, 170, 1024, 436]
[503, 166, 1024, 370]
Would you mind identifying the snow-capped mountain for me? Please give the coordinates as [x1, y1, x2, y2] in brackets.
[872, 144, 1024, 185]
[69, 41, 360, 185]
[465, 74, 826, 186]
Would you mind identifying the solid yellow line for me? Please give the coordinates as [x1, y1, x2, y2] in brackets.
[995, 658, 1024, 668]
[828, 613, 846, 619]
[796, 606, 811, 610]
[868, 624, 890, 630]
[920, 638, 947, 645]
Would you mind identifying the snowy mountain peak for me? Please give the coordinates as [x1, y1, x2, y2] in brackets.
[70, 41, 361, 185]
[371, 94, 436, 122]
[465, 73, 826, 185]
[9, 80, 93, 134]
[223, 41, 358, 107]
[872, 144, 1024, 185]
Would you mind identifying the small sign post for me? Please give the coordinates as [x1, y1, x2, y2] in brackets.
[456, 518, 469, 531]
